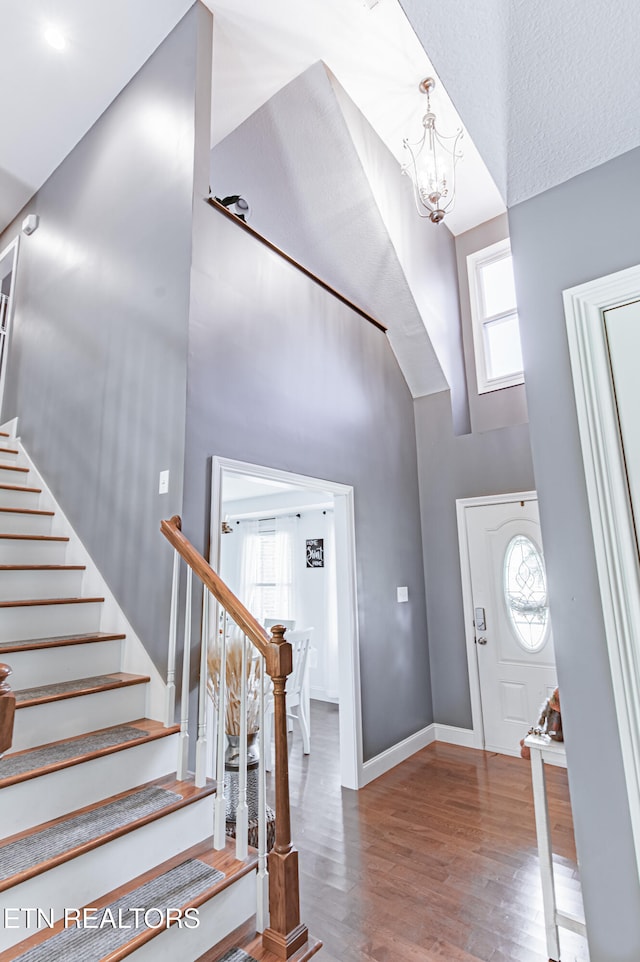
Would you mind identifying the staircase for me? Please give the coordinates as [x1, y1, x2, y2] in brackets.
[0, 426, 320, 962]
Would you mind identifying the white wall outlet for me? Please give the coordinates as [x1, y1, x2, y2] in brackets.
[397, 586, 408, 603]
[158, 470, 169, 495]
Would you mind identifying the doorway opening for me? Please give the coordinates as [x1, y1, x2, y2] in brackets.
[0, 236, 19, 419]
[457, 491, 558, 756]
[210, 456, 362, 789]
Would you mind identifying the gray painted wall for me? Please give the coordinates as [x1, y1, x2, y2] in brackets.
[455, 213, 528, 434]
[210, 62, 468, 430]
[509, 145, 640, 961]
[415, 389, 535, 727]
[183, 205, 432, 762]
[0, 7, 201, 671]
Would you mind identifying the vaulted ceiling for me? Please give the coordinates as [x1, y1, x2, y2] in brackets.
[2, 0, 639, 237]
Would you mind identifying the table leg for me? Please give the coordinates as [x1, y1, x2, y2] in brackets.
[530, 748, 561, 961]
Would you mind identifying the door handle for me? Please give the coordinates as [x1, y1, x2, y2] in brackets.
[476, 637, 488, 645]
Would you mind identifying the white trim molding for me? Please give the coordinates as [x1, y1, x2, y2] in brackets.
[360, 724, 435, 786]
[433, 724, 477, 749]
[456, 491, 538, 752]
[564, 263, 640, 873]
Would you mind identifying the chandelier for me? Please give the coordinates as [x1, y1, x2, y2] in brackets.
[402, 77, 464, 225]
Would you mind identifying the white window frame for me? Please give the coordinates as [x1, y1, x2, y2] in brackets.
[467, 237, 524, 394]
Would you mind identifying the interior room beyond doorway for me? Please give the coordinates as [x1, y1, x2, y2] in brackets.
[210, 457, 362, 789]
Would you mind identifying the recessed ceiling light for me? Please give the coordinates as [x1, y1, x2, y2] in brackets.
[43, 25, 67, 50]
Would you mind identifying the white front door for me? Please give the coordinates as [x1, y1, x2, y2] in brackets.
[465, 497, 557, 755]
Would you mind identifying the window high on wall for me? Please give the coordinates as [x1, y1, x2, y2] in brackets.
[467, 238, 524, 393]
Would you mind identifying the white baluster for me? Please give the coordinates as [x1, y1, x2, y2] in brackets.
[177, 566, 192, 781]
[235, 634, 249, 860]
[256, 653, 269, 931]
[213, 612, 228, 850]
[165, 551, 180, 727]
[195, 587, 209, 787]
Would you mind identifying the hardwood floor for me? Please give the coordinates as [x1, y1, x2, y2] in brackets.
[272, 701, 589, 962]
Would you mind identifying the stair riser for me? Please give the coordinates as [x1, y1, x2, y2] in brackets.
[0, 600, 102, 643]
[125, 872, 256, 962]
[5, 638, 122, 689]
[0, 539, 67, 564]
[0, 466, 30, 485]
[0, 733, 180, 836]
[0, 487, 41, 509]
[0, 796, 216, 952]
[0, 567, 84, 601]
[12, 684, 148, 752]
[0, 512, 53, 535]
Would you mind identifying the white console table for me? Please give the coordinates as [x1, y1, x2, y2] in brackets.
[525, 733, 587, 961]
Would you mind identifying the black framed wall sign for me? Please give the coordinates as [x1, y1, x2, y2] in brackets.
[306, 538, 324, 568]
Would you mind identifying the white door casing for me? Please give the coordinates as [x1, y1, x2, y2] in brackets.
[457, 492, 557, 753]
[209, 456, 363, 790]
[564, 266, 640, 876]
[0, 236, 20, 418]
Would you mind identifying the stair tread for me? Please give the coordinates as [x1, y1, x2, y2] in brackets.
[14, 672, 149, 709]
[0, 447, 19, 456]
[0, 595, 104, 608]
[0, 776, 216, 894]
[0, 533, 68, 541]
[0, 719, 180, 788]
[0, 839, 254, 962]
[0, 463, 28, 473]
[0, 631, 125, 654]
[0, 483, 41, 494]
[198, 935, 323, 962]
[0, 507, 53, 517]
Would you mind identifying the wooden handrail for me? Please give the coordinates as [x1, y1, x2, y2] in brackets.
[160, 516, 270, 659]
[161, 515, 309, 958]
[0, 663, 15, 757]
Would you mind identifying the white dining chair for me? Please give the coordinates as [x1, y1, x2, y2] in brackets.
[264, 628, 313, 771]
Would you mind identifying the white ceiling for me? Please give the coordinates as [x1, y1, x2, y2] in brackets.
[2, 0, 638, 238]
[0, 0, 503, 237]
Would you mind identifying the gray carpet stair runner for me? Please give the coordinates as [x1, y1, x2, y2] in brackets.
[0, 725, 149, 780]
[216, 951, 254, 962]
[15, 675, 123, 702]
[0, 785, 180, 881]
[13, 858, 225, 962]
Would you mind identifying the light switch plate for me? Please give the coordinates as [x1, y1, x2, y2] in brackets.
[159, 470, 169, 495]
[397, 586, 408, 603]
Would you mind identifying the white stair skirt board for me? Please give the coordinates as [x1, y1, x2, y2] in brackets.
[0, 733, 180, 837]
[0, 599, 103, 642]
[125, 872, 256, 962]
[0, 566, 85, 601]
[360, 724, 436, 786]
[0, 486, 41, 509]
[11, 430, 166, 721]
[11, 683, 148, 752]
[5, 638, 123, 690]
[0, 538, 68, 564]
[0, 796, 215, 952]
[0, 511, 52, 535]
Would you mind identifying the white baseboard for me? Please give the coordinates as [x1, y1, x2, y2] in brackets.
[12, 428, 166, 721]
[360, 724, 436, 786]
[433, 724, 477, 749]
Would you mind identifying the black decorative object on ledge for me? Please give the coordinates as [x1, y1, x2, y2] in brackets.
[214, 194, 250, 221]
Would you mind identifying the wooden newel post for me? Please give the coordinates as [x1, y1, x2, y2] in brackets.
[262, 626, 309, 959]
[0, 663, 16, 758]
